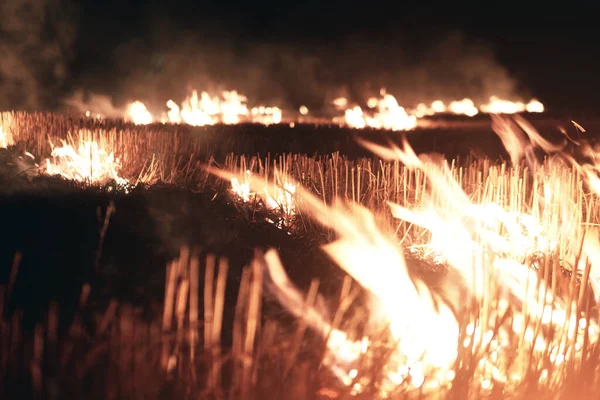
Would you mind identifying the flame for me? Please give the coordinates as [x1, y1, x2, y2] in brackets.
[126, 101, 153, 125]
[481, 96, 545, 114]
[218, 114, 600, 396]
[229, 169, 296, 227]
[43, 134, 128, 186]
[128, 90, 283, 127]
[174, 90, 249, 126]
[230, 173, 252, 202]
[222, 166, 462, 391]
[355, 124, 600, 393]
[116, 87, 546, 131]
[220, 167, 462, 392]
[332, 97, 348, 109]
[335, 91, 418, 131]
[0, 118, 14, 148]
[525, 99, 544, 113]
[397, 97, 544, 120]
[264, 181, 296, 216]
[333, 92, 544, 131]
[250, 106, 282, 125]
[0, 125, 9, 148]
[448, 98, 479, 116]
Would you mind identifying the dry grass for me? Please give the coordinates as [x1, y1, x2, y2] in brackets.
[2, 112, 600, 398]
[0, 249, 336, 400]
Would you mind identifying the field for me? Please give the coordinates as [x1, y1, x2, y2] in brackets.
[1, 111, 600, 399]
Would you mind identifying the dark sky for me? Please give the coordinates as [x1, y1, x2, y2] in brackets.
[1, 0, 598, 113]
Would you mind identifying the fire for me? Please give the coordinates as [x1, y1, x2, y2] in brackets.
[229, 169, 296, 226]
[410, 98, 480, 117]
[525, 99, 544, 113]
[126, 90, 283, 126]
[357, 126, 600, 392]
[126, 101, 153, 125]
[481, 96, 545, 114]
[335, 91, 418, 131]
[230, 173, 252, 202]
[223, 167, 461, 393]
[250, 105, 282, 125]
[0, 118, 14, 149]
[332, 97, 348, 109]
[218, 115, 600, 396]
[0, 125, 8, 148]
[334, 93, 544, 131]
[171, 90, 249, 126]
[118, 87, 545, 131]
[448, 98, 479, 116]
[43, 134, 128, 186]
[411, 97, 544, 119]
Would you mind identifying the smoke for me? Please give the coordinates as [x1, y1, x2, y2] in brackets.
[405, 33, 521, 104]
[70, 24, 524, 117]
[0, 4, 524, 115]
[65, 90, 125, 119]
[0, 0, 78, 111]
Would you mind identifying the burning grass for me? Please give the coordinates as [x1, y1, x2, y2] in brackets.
[1, 111, 600, 398]
[216, 129, 600, 397]
[94, 87, 544, 131]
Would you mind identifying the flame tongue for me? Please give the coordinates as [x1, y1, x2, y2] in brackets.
[217, 165, 461, 392]
[126, 90, 283, 126]
[43, 135, 128, 186]
[220, 115, 600, 395]
[0, 124, 14, 148]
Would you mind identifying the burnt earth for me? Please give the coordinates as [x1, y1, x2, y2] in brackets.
[0, 168, 344, 341]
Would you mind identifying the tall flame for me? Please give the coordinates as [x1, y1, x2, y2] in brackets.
[0, 125, 8, 149]
[217, 114, 600, 396]
[0, 123, 14, 149]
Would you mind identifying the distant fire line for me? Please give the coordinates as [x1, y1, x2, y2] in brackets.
[83, 88, 544, 132]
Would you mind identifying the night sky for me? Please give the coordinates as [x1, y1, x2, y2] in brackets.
[1, 1, 598, 114]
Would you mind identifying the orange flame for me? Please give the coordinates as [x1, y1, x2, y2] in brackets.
[481, 96, 545, 114]
[126, 101, 153, 125]
[217, 115, 599, 395]
[229, 169, 296, 227]
[43, 135, 128, 186]
[121, 87, 545, 131]
[334, 91, 418, 131]
[0, 125, 9, 148]
[128, 90, 283, 126]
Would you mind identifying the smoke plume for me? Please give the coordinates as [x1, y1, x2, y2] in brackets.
[68, 22, 524, 116]
[0, 0, 78, 110]
[1, 3, 525, 115]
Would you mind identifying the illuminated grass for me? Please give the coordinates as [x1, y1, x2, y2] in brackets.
[1, 112, 600, 398]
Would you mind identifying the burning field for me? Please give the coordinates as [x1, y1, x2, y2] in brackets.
[1, 102, 600, 400]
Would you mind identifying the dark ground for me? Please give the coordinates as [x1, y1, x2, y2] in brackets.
[0, 171, 347, 338]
